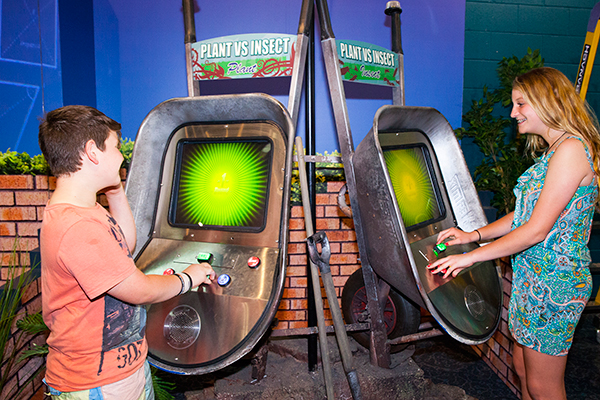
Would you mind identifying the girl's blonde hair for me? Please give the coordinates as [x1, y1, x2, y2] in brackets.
[513, 67, 600, 179]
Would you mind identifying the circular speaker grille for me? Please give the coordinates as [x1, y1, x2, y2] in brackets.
[464, 285, 486, 321]
[163, 305, 201, 350]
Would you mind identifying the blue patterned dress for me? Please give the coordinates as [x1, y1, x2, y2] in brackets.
[508, 136, 597, 356]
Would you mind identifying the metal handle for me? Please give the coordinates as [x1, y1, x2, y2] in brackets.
[297, 0, 314, 36]
[306, 231, 331, 273]
[315, 0, 335, 40]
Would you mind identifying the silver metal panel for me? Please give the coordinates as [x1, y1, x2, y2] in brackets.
[136, 239, 279, 301]
[146, 293, 268, 368]
[125, 94, 294, 374]
[353, 105, 503, 344]
[287, 33, 309, 128]
[138, 238, 277, 368]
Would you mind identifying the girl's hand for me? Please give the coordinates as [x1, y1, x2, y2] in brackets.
[426, 252, 475, 279]
[436, 227, 478, 246]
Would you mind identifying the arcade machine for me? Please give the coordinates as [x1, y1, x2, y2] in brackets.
[353, 107, 502, 343]
[123, 0, 305, 374]
[314, 0, 503, 356]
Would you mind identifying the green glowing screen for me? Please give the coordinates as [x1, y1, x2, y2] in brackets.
[170, 139, 272, 230]
[383, 145, 441, 229]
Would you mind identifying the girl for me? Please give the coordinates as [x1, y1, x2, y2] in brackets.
[428, 67, 600, 400]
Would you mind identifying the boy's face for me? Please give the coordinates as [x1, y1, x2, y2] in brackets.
[100, 130, 124, 186]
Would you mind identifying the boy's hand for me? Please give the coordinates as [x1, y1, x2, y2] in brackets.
[101, 182, 125, 198]
[184, 263, 216, 288]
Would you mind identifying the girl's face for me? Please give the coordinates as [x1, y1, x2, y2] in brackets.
[510, 89, 547, 136]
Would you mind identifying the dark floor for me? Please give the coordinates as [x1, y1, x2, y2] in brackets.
[412, 313, 600, 400]
[166, 313, 600, 399]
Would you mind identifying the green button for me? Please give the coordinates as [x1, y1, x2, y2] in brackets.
[197, 252, 213, 263]
[432, 243, 447, 257]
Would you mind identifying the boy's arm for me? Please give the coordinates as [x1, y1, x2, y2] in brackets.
[107, 263, 216, 304]
[103, 183, 137, 252]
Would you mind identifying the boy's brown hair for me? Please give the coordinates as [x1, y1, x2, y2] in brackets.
[39, 105, 122, 177]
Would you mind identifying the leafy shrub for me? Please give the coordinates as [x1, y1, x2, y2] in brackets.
[119, 138, 135, 171]
[0, 150, 51, 175]
[457, 48, 544, 216]
[291, 150, 346, 205]
[0, 139, 135, 175]
[0, 246, 37, 398]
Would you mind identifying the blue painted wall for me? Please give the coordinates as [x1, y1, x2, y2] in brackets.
[0, 0, 465, 155]
[0, 0, 62, 155]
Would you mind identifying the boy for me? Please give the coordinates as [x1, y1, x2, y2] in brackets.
[38, 105, 215, 399]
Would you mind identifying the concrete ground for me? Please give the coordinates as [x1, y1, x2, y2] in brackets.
[169, 335, 477, 400]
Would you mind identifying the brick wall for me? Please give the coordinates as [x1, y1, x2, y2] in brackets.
[0, 176, 52, 276]
[471, 259, 519, 397]
[0, 175, 53, 400]
[275, 181, 360, 330]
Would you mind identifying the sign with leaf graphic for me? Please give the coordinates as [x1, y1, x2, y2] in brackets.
[336, 40, 399, 87]
[191, 33, 297, 80]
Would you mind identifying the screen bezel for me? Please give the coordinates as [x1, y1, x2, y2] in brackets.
[168, 137, 274, 233]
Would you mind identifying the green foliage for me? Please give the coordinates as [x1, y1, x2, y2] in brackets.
[16, 311, 48, 336]
[151, 367, 177, 400]
[0, 246, 36, 396]
[291, 150, 346, 205]
[17, 341, 49, 362]
[457, 48, 544, 216]
[496, 48, 545, 107]
[120, 138, 135, 171]
[0, 138, 135, 175]
[0, 150, 51, 175]
[16, 312, 49, 363]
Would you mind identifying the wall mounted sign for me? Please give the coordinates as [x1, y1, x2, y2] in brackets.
[191, 33, 297, 80]
[337, 40, 399, 86]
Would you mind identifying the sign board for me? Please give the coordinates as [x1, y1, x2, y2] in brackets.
[337, 40, 399, 87]
[191, 33, 297, 80]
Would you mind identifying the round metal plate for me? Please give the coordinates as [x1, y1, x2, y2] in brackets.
[464, 285, 486, 322]
[163, 305, 201, 350]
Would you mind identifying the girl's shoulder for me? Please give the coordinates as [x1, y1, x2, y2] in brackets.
[549, 135, 590, 159]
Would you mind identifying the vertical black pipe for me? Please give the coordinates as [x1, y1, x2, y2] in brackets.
[305, 6, 318, 372]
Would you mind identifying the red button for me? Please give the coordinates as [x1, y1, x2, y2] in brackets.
[163, 268, 175, 275]
[247, 256, 260, 268]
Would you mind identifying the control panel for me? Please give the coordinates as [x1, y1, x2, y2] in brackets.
[136, 238, 279, 300]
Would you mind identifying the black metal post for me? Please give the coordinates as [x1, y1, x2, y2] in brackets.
[305, 6, 318, 372]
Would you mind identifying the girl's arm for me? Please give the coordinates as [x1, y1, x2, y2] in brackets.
[429, 138, 594, 278]
[436, 211, 515, 246]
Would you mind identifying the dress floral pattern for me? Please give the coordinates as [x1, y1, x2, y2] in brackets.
[508, 136, 596, 356]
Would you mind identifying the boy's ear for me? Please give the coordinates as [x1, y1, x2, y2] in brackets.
[84, 139, 100, 165]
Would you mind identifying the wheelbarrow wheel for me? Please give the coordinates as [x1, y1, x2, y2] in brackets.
[341, 269, 421, 353]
